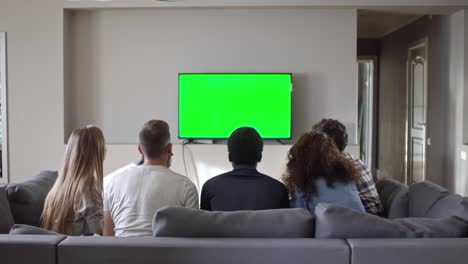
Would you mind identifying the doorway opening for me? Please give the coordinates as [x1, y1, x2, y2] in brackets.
[357, 9, 439, 182]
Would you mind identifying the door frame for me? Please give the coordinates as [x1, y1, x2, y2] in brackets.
[357, 56, 378, 174]
[0, 32, 8, 183]
[405, 37, 428, 184]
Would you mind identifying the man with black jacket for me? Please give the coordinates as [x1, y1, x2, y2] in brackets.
[201, 127, 289, 211]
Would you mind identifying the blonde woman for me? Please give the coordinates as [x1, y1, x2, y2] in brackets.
[42, 126, 106, 235]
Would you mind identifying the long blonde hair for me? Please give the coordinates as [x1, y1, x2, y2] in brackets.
[42, 126, 106, 234]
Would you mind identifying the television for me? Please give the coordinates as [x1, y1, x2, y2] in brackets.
[178, 73, 292, 139]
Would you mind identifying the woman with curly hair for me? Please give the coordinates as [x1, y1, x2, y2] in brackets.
[283, 131, 365, 216]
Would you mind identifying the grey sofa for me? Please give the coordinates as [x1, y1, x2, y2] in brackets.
[0, 235, 65, 264]
[58, 237, 350, 264]
[1, 171, 468, 264]
[2, 235, 468, 264]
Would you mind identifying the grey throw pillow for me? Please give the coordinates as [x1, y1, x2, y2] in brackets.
[0, 185, 14, 234]
[409, 181, 468, 221]
[376, 178, 409, 218]
[6, 171, 58, 226]
[9, 224, 60, 235]
[315, 203, 468, 238]
[153, 206, 315, 238]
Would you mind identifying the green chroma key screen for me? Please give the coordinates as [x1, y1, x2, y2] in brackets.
[178, 73, 292, 139]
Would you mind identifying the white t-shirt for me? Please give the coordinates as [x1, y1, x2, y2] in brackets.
[103, 165, 199, 237]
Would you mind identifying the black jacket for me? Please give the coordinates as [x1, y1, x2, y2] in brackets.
[200, 165, 290, 211]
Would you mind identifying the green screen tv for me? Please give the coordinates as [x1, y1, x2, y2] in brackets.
[178, 73, 292, 139]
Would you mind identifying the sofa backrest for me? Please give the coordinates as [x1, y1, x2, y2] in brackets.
[409, 181, 468, 222]
[376, 178, 409, 218]
[0, 185, 14, 234]
[153, 206, 315, 238]
[10, 224, 61, 235]
[6, 171, 58, 226]
[315, 203, 468, 239]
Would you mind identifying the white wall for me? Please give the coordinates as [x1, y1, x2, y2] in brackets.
[443, 10, 467, 195]
[0, 0, 466, 192]
[0, 3, 361, 184]
[0, 2, 361, 184]
[452, 10, 468, 196]
[0, 32, 6, 184]
[105, 144, 292, 192]
[104, 143, 360, 192]
[63, 0, 467, 9]
[463, 9, 468, 196]
[0, 0, 64, 183]
[447, 11, 464, 194]
[65, 8, 358, 144]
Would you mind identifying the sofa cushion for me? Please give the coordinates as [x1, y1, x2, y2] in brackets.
[376, 178, 409, 218]
[9, 224, 60, 235]
[409, 181, 468, 221]
[0, 185, 14, 234]
[315, 203, 468, 238]
[153, 206, 315, 238]
[427, 195, 468, 221]
[6, 171, 58, 226]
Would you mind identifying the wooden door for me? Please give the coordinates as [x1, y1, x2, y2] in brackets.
[406, 38, 428, 184]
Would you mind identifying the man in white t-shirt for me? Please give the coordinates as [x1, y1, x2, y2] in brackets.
[103, 120, 199, 237]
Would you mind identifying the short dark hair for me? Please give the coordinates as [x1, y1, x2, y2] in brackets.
[227, 127, 263, 166]
[312, 119, 348, 152]
[139, 120, 170, 159]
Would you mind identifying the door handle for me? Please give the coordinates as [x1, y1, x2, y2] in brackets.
[417, 122, 426, 126]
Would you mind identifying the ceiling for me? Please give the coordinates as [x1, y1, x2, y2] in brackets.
[67, 1, 464, 39]
[357, 4, 465, 39]
[358, 10, 423, 38]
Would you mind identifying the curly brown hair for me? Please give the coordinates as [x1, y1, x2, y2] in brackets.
[283, 131, 358, 195]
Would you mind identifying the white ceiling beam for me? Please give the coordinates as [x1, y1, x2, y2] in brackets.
[64, 0, 468, 10]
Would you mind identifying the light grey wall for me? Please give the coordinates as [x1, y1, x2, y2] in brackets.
[447, 10, 467, 195]
[65, 8, 358, 144]
[63, 0, 468, 9]
[464, 10, 468, 146]
[0, 1, 461, 184]
[0, 0, 64, 183]
[464, 10, 468, 195]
